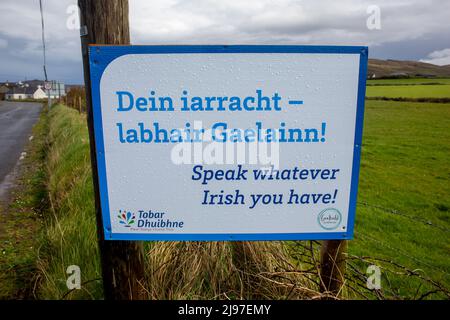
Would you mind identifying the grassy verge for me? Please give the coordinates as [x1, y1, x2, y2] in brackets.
[36, 104, 102, 299]
[0, 107, 47, 299]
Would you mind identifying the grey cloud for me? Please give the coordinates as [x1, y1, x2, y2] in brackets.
[0, 0, 449, 84]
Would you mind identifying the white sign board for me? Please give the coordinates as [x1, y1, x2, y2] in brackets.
[89, 45, 368, 240]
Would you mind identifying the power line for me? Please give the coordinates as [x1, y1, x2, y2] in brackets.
[39, 0, 48, 81]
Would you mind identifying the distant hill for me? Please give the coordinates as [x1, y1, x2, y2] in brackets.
[65, 83, 84, 88]
[368, 59, 450, 78]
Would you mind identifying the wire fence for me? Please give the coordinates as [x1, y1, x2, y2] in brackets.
[63, 87, 86, 113]
[289, 238, 450, 300]
[358, 200, 450, 232]
[349, 200, 450, 298]
[282, 197, 450, 299]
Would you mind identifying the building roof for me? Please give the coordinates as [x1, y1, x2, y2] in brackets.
[7, 84, 38, 95]
[0, 85, 9, 94]
[6, 80, 44, 95]
[4, 80, 65, 96]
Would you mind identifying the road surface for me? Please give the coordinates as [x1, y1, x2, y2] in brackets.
[0, 101, 42, 196]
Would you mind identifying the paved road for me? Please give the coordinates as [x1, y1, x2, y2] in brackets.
[0, 101, 42, 187]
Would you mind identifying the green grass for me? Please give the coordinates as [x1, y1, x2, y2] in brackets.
[367, 78, 450, 86]
[36, 105, 102, 299]
[366, 84, 450, 98]
[0, 108, 47, 299]
[349, 100, 450, 298]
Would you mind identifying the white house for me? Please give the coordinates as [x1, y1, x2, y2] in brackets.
[32, 85, 47, 99]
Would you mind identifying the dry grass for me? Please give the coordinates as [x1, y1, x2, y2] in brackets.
[145, 241, 324, 300]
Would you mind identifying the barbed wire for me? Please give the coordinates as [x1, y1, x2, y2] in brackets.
[357, 201, 449, 232]
[290, 240, 450, 299]
[346, 254, 450, 299]
[354, 231, 450, 278]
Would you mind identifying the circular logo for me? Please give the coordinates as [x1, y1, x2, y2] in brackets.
[318, 208, 342, 230]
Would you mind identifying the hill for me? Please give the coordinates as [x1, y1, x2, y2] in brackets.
[368, 59, 450, 78]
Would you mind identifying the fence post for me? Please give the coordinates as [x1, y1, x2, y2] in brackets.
[320, 240, 347, 297]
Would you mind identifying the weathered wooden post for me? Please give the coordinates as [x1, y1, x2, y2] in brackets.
[78, 0, 146, 300]
[320, 240, 347, 296]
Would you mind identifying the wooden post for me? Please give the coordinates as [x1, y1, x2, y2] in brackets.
[320, 240, 347, 297]
[78, 96, 82, 113]
[78, 0, 146, 300]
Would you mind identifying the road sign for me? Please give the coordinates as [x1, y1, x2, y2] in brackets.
[89, 45, 368, 241]
[44, 81, 52, 90]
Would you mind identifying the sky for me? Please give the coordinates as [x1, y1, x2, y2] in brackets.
[0, 0, 449, 84]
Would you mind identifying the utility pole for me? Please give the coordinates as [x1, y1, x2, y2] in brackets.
[44, 81, 52, 109]
[47, 89, 51, 109]
[78, 0, 146, 300]
[320, 240, 347, 297]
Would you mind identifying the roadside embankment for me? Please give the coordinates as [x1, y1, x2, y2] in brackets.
[37, 104, 102, 299]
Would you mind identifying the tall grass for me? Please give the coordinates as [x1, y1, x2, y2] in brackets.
[145, 241, 321, 299]
[37, 104, 321, 299]
[37, 105, 102, 299]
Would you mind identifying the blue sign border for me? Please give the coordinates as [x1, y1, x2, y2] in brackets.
[89, 45, 368, 241]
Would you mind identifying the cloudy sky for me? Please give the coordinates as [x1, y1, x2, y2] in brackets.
[0, 0, 449, 84]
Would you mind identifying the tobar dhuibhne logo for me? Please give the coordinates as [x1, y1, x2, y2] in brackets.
[117, 209, 185, 230]
[318, 208, 342, 230]
[118, 210, 136, 227]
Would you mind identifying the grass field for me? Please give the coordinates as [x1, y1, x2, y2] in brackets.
[366, 84, 450, 98]
[367, 78, 450, 86]
[361, 82, 450, 297]
[349, 100, 450, 298]
[366, 77, 450, 100]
